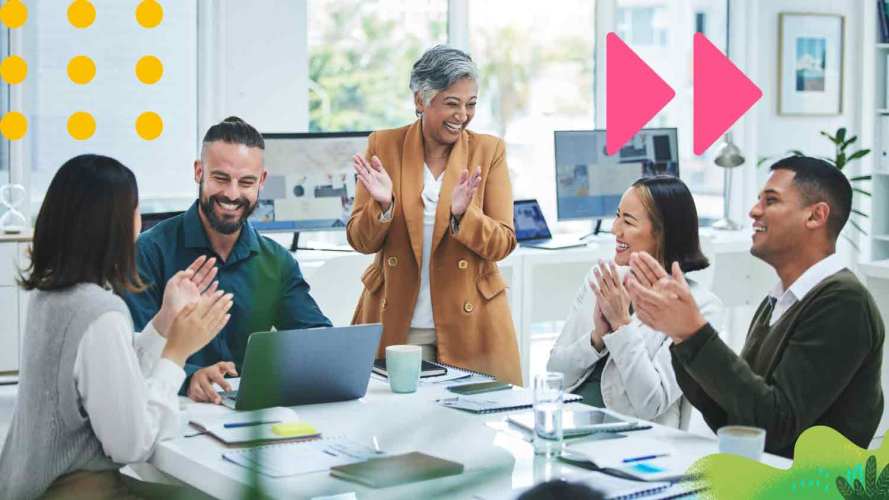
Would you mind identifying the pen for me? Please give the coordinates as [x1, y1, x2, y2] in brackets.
[622, 453, 669, 463]
[223, 420, 281, 429]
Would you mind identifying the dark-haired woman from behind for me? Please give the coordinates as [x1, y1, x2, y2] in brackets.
[0, 154, 233, 500]
[547, 176, 723, 428]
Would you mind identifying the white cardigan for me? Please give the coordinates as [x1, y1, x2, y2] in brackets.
[547, 266, 723, 428]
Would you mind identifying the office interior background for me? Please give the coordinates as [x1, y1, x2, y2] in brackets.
[1, 0, 888, 452]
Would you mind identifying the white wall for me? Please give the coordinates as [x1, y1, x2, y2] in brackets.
[198, 0, 309, 136]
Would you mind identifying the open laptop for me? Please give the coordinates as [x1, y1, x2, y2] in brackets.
[220, 324, 383, 411]
[513, 199, 586, 250]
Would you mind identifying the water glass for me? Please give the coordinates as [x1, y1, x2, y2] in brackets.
[533, 372, 564, 457]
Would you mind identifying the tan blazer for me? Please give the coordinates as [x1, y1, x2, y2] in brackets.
[348, 120, 522, 384]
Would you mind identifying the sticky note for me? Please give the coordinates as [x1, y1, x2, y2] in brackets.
[271, 421, 318, 438]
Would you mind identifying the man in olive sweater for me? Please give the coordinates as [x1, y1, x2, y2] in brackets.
[626, 155, 884, 458]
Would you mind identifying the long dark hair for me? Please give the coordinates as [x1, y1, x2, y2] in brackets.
[19, 154, 145, 294]
[631, 176, 709, 273]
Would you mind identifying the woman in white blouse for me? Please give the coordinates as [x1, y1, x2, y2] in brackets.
[547, 176, 723, 428]
[0, 154, 233, 500]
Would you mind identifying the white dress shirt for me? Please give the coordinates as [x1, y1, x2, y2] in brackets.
[72, 314, 185, 464]
[547, 266, 724, 427]
[408, 164, 443, 335]
[767, 253, 845, 326]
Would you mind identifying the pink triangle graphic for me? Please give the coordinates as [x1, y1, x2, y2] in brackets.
[606, 33, 675, 155]
[693, 32, 762, 155]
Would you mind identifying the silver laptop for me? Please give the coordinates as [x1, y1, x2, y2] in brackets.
[220, 324, 383, 411]
[513, 199, 586, 249]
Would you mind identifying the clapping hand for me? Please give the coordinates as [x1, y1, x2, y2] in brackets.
[590, 259, 632, 332]
[625, 252, 707, 343]
[155, 256, 219, 337]
[353, 154, 393, 211]
[450, 166, 482, 217]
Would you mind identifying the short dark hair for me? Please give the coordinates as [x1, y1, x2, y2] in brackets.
[19, 154, 145, 295]
[518, 480, 604, 500]
[201, 115, 264, 150]
[769, 155, 852, 241]
[632, 175, 709, 273]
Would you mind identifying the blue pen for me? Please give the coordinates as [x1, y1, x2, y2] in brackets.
[223, 420, 281, 429]
[622, 453, 669, 463]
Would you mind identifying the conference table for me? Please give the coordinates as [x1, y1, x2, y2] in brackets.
[150, 376, 790, 499]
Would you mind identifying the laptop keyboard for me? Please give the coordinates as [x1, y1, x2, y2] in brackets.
[219, 390, 238, 399]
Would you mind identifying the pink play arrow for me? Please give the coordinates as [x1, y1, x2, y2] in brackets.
[606, 32, 675, 155]
[693, 32, 762, 155]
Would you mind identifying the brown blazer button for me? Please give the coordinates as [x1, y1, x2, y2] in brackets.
[463, 301, 474, 313]
[387, 256, 398, 267]
[457, 259, 468, 270]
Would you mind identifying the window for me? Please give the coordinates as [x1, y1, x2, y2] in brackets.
[616, 0, 727, 220]
[21, 1, 198, 214]
[467, 0, 597, 232]
[307, 0, 448, 132]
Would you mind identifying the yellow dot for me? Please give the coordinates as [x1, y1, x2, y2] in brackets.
[0, 111, 27, 140]
[0, 56, 27, 84]
[67, 1, 95, 28]
[2, 0, 28, 29]
[135, 0, 163, 28]
[67, 111, 96, 140]
[135, 55, 163, 84]
[67, 55, 95, 85]
[135, 112, 163, 140]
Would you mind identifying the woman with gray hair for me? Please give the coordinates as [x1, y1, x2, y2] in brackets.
[347, 45, 521, 384]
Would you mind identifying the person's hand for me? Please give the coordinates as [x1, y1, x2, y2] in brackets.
[590, 260, 632, 331]
[353, 154, 393, 211]
[625, 254, 707, 342]
[187, 362, 239, 405]
[591, 300, 610, 352]
[154, 256, 219, 336]
[450, 166, 482, 217]
[162, 290, 232, 368]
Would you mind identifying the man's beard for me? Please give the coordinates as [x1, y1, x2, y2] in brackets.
[199, 183, 257, 235]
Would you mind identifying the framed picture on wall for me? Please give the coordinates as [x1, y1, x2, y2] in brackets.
[778, 13, 844, 115]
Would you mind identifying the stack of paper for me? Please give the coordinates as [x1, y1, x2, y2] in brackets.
[189, 407, 318, 445]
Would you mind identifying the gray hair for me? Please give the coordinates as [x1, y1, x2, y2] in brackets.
[410, 45, 479, 107]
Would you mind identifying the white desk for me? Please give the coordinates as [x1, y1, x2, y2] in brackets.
[151, 380, 790, 499]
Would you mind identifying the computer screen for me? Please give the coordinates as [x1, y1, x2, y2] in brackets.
[250, 132, 371, 232]
[554, 128, 679, 221]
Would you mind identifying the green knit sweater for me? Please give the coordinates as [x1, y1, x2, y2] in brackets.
[671, 269, 884, 458]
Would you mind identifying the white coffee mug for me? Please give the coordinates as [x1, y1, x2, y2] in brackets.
[385, 345, 422, 393]
[717, 425, 766, 461]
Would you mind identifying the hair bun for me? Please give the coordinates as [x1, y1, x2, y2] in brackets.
[222, 116, 245, 124]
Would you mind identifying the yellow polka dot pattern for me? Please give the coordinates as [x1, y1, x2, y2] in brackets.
[135, 55, 163, 84]
[67, 55, 96, 85]
[1, 0, 28, 29]
[0, 1, 27, 140]
[0, 55, 27, 84]
[135, 112, 163, 140]
[0, 112, 27, 140]
[67, 0, 95, 29]
[136, 0, 163, 28]
[67, 112, 96, 141]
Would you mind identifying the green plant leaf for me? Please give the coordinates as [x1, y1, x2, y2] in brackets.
[854, 478, 866, 497]
[851, 208, 869, 218]
[876, 462, 889, 494]
[836, 476, 854, 499]
[821, 130, 839, 144]
[867, 456, 878, 496]
[789, 149, 806, 156]
[854, 188, 872, 197]
[850, 175, 872, 182]
[847, 218, 868, 237]
[837, 127, 847, 144]
[843, 136, 859, 148]
[848, 149, 871, 162]
[837, 152, 847, 169]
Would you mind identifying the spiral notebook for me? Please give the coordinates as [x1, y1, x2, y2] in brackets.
[437, 389, 582, 414]
[578, 471, 672, 499]
[222, 436, 383, 477]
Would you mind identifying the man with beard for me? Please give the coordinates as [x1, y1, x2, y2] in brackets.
[624, 155, 884, 458]
[125, 116, 331, 403]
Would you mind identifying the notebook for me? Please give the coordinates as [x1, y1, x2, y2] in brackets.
[329, 452, 464, 488]
[566, 437, 694, 482]
[572, 471, 672, 500]
[437, 389, 582, 414]
[188, 407, 319, 445]
[372, 358, 447, 378]
[223, 437, 383, 477]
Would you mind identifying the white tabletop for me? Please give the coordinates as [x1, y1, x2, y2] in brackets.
[151, 378, 790, 500]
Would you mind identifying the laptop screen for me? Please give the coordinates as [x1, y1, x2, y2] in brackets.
[513, 200, 552, 241]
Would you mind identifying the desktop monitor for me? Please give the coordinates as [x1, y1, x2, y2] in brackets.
[249, 131, 371, 232]
[554, 128, 679, 221]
